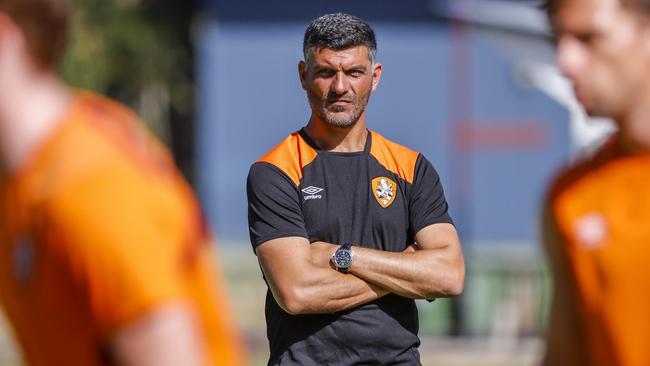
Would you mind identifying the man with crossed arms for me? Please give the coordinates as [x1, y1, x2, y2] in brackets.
[247, 13, 465, 365]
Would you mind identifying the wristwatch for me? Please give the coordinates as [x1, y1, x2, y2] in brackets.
[331, 244, 353, 273]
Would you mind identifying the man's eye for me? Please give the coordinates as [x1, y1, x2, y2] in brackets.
[317, 70, 335, 77]
[576, 33, 595, 44]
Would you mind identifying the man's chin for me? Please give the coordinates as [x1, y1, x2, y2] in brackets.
[325, 119, 356, 128]
[576, 95, 606, 117]
[583, 105, 608, 118]
[323, 112, 357, 128]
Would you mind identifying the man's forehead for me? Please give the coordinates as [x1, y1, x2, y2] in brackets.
[552, 0, 623, 31]
[308, 45, 371, 65]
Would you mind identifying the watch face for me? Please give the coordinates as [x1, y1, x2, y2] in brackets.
[335, 249, 352, 268]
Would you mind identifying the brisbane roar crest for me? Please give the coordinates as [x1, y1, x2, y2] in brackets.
[372, 177, 397, 208]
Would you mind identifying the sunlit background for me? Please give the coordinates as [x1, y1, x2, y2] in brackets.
[0, 0, 617, 365]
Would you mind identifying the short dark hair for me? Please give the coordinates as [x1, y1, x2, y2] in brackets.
[0, 0, 69, 70]
[545, 0, 650, 15]
[303, 13, 377, 64]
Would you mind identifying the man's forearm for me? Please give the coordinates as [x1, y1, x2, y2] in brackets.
[349, 246, 463, 299]
[310, 238, 463, 300]
[260, 242, 387, 314]
[257, 236, 388, 316]
[292, 269, 388, 314]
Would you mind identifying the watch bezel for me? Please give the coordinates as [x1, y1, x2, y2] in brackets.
[332, 243, 353, 272]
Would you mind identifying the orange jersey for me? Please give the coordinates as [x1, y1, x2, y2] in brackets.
[547, 138, 650, 366]
[0, 92, 244, 366]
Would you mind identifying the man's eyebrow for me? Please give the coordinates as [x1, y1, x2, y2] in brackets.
[313, 64, 334, 71]
[349, 66, 369, 73]
[311, 64, 369, 71]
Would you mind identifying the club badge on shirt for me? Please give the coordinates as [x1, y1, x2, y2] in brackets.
[372, 177, 396, 208]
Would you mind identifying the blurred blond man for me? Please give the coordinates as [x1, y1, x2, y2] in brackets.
[0, 1, 244, 365]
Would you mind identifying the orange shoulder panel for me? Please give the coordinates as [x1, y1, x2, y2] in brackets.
[369, 131, 419, 184]
[257, 132, 317, 186]
[547, 138, 620, 206]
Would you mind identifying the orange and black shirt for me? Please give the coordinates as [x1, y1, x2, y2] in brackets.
[0, 92, 244, 366]
[247, 128, 452, 365]
[547, 137, 650, 366]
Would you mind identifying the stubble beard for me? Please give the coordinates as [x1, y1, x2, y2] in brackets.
[309, 87, 372, 129]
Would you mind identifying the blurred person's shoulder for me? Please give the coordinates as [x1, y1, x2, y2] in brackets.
[59, 91, 178, 180]
[546, 134, 650, 216]
[21, 91, 188, 209]
[547, 136, 620, 203]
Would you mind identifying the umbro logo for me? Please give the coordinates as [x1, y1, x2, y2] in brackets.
[302, 186, 323, 195]
[302, 186, 324, 200]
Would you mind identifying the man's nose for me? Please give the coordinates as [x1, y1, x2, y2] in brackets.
[557, 37, 586, 81]
[331, 72, 349, 95]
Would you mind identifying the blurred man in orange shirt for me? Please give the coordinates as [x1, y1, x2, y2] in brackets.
[0, 1, 244, 365]
[544, 0, 650, 365]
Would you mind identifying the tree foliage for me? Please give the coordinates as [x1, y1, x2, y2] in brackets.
[60, 0, 196, 180]
[60, 0, 194, 139]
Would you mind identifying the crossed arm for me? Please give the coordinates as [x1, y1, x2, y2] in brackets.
[255, 223, 465, 315]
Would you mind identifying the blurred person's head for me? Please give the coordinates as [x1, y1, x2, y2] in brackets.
[0, 0, 69, 72]
[0, 0, 71, 173]
[547, 0, 650, 122]
[299, 13, 382, 129]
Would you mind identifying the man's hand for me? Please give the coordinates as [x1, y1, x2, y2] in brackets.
[403, 243, 419, 253]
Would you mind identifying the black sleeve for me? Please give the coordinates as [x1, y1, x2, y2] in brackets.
[247, 162, 309, 251]
[409, 154, 454, 234]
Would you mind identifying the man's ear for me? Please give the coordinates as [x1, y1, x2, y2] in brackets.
[298, 61, 307, 90]
[371, 62, 383, 92]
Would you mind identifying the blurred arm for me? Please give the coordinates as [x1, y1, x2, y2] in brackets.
[542, 206, 586, 366]
[256, 236, 388, 315]
[112, 303, 208, 366]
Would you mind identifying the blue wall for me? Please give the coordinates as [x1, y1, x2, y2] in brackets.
[196, 4, 570, 246]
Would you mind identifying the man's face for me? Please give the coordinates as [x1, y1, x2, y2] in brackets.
[299, 45, 381, 128]
[552, 0, 650, 119]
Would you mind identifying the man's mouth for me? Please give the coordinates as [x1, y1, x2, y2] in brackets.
[329, 99, 352, 105]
